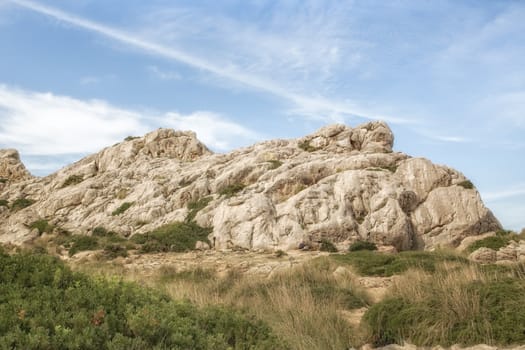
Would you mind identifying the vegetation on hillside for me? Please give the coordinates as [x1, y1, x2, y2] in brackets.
[76, 256, 370, 350]
[4, 224, 525, 349]
[61, 174, 84, 188]
[10, 198, 34, 211]
[131, 222, 212, 253]
[185, 196, 213, 223]
[348, 240, 377, 252]
[111, 202, 133, 216]
[0, 249, 284, 349]
[332, 250, 469, 277]
[466, 230, 525, 253]
[219, 183, 245, 198]
[364, 262, 525, 346]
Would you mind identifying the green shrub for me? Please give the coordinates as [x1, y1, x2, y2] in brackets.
[267, 160, 283, 169]
[68, 236, 99, 256]
[298, 140, 318, 152]
[310, 284, 366, 310]
[29, 219, 54, 235]
[124, 136, 139, 141]
[364, 278, 525, 347]
[0, 178, 7, 183]
[274, 249, 287, 258]
[332, 250, 469, 277]
[0, 252, 284, 349]
[320, 239, 338, 252]
[132, 222, 212, 253]
[111, 202, 133, 216]
[467, 230, 519, 253]
[349, 240, 377, 252]
[219, 183, 245, 198]
[102, 244, 128, 259]
[0, 199, 8, 208]
[61, 174, 83, 188]
[458, 180, 474, 189]
[186, 196, 212, 223]
[92, 226, 109, 236]
[10, 198, 34, 211]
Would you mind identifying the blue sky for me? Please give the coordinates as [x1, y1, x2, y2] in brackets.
[0, 0, 523, 230]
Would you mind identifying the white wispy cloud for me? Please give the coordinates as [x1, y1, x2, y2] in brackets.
[7, 0, 411, 124]
[0, 85, 261, 166]
[437, 4, 525, 66]
[413, 128, 472, 144]
[79, 76, 100, 85]
[482, 184, 525, 201]
[147, 65, 181, 81]
[139, 2, 361, 90]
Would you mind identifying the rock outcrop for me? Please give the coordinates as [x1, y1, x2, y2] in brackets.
[0, 149, 32, 183]
[469, 241, 525, 264]
[0, 122, 501, 250]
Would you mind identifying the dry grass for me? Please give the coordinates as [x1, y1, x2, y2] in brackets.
[364, 261, 525, 346]
[73, 257, 370, 350]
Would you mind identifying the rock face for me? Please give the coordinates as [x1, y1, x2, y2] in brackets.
[0, 122, 501, 250]
[0, 149, 32, 183]
[469, 240, 525, 264]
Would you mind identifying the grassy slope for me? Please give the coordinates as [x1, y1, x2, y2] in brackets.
[0, 249, 284, 350]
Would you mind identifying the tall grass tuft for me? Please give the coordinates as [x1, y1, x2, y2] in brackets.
[363, 262, 525, 346]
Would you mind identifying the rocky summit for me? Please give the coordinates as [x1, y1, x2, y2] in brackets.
[0, 121, 501, 251]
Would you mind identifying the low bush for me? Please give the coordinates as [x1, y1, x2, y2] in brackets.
[267, 160, 283, 169]
[29, 219, 54, 235]
[298, 140, 318, 152]
[319, 239, 338, 252]
[124, 136, 139, 141]
[458, 180, 474, 189]
[349, 241, 377, 252]
[10, 198, 34, 211]
[0, 252, 284, 349]
[274, 249, 287, 258]
[131, 222, 212, 253]
[332, 250, 469, 277]
[186, 196, 212, 223]
[0, 178, 7, 183]
[467, 230, 521, 253]
[68, 236, 99, 256]
[102, 244, 128, 259]
[219, 184, 245, 198]
[111, 202, 133, 216]
[61, 174, 83, 188]
[92, 226, 109, 236]
[0, 199, 8, 208]
[364, 266, 525, 347]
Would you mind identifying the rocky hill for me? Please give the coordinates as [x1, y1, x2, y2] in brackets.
[0, 121, 501, 251]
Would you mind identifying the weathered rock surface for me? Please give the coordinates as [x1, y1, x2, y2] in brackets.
[0, 122, 501, 250]
[0, 149, 32, 183]
[469, 240, 525, 264]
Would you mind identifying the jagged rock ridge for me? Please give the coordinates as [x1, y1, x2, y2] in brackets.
[0, 122, 501, 251]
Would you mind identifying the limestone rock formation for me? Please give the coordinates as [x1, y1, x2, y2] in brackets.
[0, 122, 501, 250]
[0, 149, 32, 183]
[469, 240, 525, 264]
